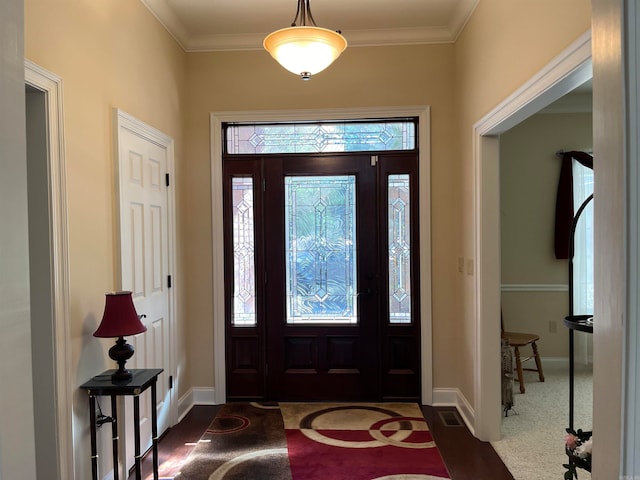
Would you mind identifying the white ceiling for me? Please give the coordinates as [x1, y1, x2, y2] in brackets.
[141, 0, 480, 52]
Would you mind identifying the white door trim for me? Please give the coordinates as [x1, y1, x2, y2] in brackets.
[210, 106, 433, 404]
[113, 108, 179, 424]
[623, 0, 640, 472]
[472, 31, 592, 441]
[24, 60, 74, 480]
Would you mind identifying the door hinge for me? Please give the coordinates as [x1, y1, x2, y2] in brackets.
[169, 375, 173, 389]
[165, 173, 170, 187]
[263, 178, 266, 192]
[167, 275, 172, 288]
[371, 155, 378, 167]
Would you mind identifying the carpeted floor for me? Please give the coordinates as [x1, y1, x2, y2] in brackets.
[176, 402, 451, 480]
[491, 362, 593, 480]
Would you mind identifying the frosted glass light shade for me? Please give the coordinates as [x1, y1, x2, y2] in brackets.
[264, 26, 347, 79]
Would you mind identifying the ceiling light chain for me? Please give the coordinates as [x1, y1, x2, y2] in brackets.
[264, 0, 347, 80]
[291, 0, 316, 27]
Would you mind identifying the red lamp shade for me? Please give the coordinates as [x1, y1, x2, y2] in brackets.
[94, 291, 147, 338]
[94, 291, 147, 381]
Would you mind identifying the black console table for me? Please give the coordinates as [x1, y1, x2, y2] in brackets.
[563, 315, 593, 431]
[564, 188, 594, 477]
[80, 368, 163, 480]
[564, 315, 593, 475]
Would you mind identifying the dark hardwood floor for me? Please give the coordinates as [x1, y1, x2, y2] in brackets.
[131, 404, 513, 480]
[420, 406, 514, 480]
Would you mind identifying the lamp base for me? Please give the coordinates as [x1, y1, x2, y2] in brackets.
[110, 368, 133, 382]
[108, 336, 135, 382]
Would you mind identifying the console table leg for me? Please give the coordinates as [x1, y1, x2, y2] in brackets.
[151, 381, 159, 480]
[111, 395, 119, 480]
[134, 394, 141, 480]
[89, 395, 98, 480]
[569, 329, 575, 431]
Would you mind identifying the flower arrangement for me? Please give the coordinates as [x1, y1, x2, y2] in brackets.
[563, 428, 592, 479]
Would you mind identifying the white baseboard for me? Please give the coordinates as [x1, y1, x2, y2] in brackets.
[177, 390, 194, 423]
[431, 387, 459, 406]
[177, 387, 218, 423]
[193, 387, 217, 404]
[432, 388, 476, 436]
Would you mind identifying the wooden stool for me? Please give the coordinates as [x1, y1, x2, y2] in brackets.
[501, 330, 545, 393]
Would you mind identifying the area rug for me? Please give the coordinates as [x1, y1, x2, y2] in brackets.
[175, 402, 450, 480]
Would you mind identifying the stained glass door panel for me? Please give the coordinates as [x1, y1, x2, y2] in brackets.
[379, 156, 421, 399]
[388, 174, 412, 324]
[265, 156, 379, 400]
[284, 176, 358, 325]
[231, 177, 256, 326]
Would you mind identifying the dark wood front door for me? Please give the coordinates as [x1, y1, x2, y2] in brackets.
[223, 153, 420, 401]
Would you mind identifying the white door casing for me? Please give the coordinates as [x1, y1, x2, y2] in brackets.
[210, 106, 432, 405]
[115, 109, 176, 473]
[24, 60, 73, 480]
[472, 32, 592, 441]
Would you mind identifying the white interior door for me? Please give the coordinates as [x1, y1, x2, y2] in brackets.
[115, 110, 175, 473]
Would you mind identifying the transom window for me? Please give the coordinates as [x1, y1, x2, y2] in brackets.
[225, 120, 416, 155]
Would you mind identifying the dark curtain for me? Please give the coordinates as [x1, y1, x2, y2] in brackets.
[554, 151, 593, 259]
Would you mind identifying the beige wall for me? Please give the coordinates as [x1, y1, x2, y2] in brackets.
[500, 112, 592, 357]
[453, 0, 591, 405]
[183, 45, 461, 390]
[0, 0, 38, 478]
[19, 0, 602, 476]
[24, 0, 187, 477]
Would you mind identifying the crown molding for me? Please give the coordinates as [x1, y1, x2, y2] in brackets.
[141, 1, 478, 52]
[184, 26, 455, 52]
[450, 0, 480, 42]
[343, 26, 455, 48]
[140, 0, 190, 50]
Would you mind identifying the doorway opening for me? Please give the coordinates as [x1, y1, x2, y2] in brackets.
[493, 82, 593, 477]
[25, 60, 73, 480]
[472, 31, 592, 444]
[210, 107, 433, 405]
[223, 148, 420, 401]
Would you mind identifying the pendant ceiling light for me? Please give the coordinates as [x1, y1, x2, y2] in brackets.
[263, 0, 347, 80]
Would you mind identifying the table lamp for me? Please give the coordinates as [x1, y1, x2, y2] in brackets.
[94, 291, 147, 381]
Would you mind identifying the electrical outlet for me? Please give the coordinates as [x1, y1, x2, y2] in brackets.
[458, 257, 465, 273]
[466, 258, 474, 276]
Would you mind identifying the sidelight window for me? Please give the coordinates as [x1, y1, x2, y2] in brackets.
[231, 177, 257, 326]
[388, 174, 412, 324]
